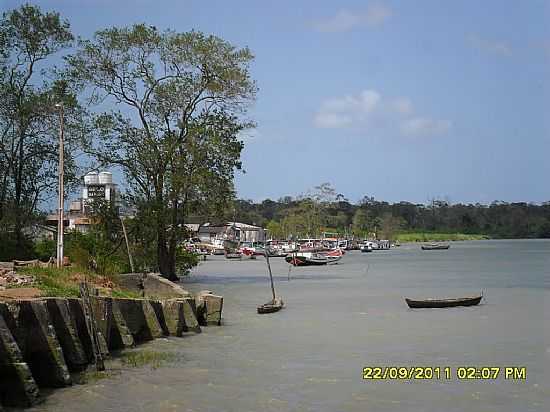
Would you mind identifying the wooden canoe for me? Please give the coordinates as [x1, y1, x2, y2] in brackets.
[405, 295, 482, 308]
[421, 244, 450, 250]
[257, 297, 284, 314]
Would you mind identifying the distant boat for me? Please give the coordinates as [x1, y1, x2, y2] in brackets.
[225, 251, 242, 259]
[360, 243, 373, 253]
[405, 295, 482, 308]
[421, 243, 450, 250]
[285, 249, 343, 266]
[257, 297, 284, 314]
[285, 252, 329, 266]
[257, 249, 284, 314]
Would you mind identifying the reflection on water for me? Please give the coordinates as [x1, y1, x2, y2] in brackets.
[28, 240, 549, 412]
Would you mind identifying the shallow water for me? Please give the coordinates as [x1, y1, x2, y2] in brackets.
[29, 240, 549, 412]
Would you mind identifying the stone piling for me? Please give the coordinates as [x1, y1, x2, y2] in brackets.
[0, 307, 40, 407]
[0, 274, 222, 407]
[45, 298, 88, 371]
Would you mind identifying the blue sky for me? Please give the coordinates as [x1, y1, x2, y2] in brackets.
[4, 0, 549, 204]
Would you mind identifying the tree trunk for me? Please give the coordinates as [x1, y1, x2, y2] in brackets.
[157, 223, 178, 281]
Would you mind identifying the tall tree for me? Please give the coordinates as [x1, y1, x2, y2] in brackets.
[68, 25, 256, 279]
[0, 4, 84, 256]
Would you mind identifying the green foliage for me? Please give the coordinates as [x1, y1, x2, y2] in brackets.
[0, 232, 34, 260]
[18, 266, 141, 298]
[0, 4, 87, 251]
[228, 192, 550, 240]
[175, 248, 200, 275]
[68, 24, 255, 279]
[19, 266, 82, 297]
[33, 238, 56, 261]
[266, 220, 284, 239]
[396, 232, 489, 242]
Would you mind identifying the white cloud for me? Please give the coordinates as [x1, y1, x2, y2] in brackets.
[400, 117, 452, 136]
[312, 4, 392, 33]
[314, 89, 381, 128]
[468, 34, 512, 56]
[314, 89, 451, 138]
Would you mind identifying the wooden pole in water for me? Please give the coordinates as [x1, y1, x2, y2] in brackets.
[120, 216, 134, 272]
[264, 250, 276, 301]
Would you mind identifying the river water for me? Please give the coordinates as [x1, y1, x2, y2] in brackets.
[29, 240, 549, 412]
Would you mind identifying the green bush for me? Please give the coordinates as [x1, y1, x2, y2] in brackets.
[175, 248, 200, 275]
[0, 232, 35, 260]
[33, 239, 56, 261]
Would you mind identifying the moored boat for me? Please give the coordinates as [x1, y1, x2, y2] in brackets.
[285, 252, 329, 266]
[360, 242, 373, 252]
[405, 295, 482, 308]
[225, 251, 242, 259]
[257, 247, 284, 315]
[421, 243, 450, 250]
[257, 297, 284, 314]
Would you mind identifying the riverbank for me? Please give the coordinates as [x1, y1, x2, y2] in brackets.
[0, 270, 223, 408]
[395, 232, 489, 242]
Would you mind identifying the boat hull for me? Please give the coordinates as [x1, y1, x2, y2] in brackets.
[257, 298, 284, 314]
[285, 255, 327, 266]
[405, 295, 482, 308]
[421, 245, 450, 250]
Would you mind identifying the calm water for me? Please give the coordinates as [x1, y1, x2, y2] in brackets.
[29, 240, 549, 412]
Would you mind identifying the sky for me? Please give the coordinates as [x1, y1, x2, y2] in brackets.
[3, 0, 549, 205]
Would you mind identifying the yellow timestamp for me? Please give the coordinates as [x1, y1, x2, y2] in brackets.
[362, 366, 526, 380]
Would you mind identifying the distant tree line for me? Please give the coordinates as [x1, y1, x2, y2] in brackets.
[215, 184, 550, 240]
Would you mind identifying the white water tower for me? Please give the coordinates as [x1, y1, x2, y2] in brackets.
[98, 171, 113, 185]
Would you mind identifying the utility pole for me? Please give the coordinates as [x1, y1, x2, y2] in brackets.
[56, 103, 64, 268]
[120, 216, 135, 272]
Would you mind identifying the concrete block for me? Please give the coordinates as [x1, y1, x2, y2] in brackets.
[45, 299, 88, 372]
[87, 297, 112, 355]
[141, 300, 163, 339]
[142, 273, 191, 299]
[181, 297, 201, 333]
[0, 307, 40, 407]
[67, 299, 93, 362]
[109, 298, 135, 348]
[149, 300, 169, 336]
[195, 291, 223, 326]
[116, 273, 145, 296]
[159, 300, 185, 336]
[89, 297, 134, 351]
[6, 300, 71, 387]
[203, 294, 223, 326]
[115, 299, 162, 343]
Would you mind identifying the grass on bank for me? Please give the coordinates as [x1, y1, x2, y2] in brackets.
[16, 266, 142, 298]
[75, 349, 175, 384]
[395, 232, 489, 242]
[119, 349, 176, 370]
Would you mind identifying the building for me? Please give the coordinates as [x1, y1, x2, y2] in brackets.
[197, 222, 266, 243]
[46, 171, 119, 233]
[82, 171, 119, 213]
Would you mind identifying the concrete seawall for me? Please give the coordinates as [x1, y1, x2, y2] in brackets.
[0, 286, 223, 408]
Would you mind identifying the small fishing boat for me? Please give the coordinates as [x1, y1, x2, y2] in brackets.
[258, 248, 284, 314]
[421, 243, 450, 250]
[257, 297, 284, 314]
[405, 295, 482, 308]
[360, 243, 373, 253]
[285, 252, 328, 266]
[322, 248, 343, 263]
[225, 252, 242, 259]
